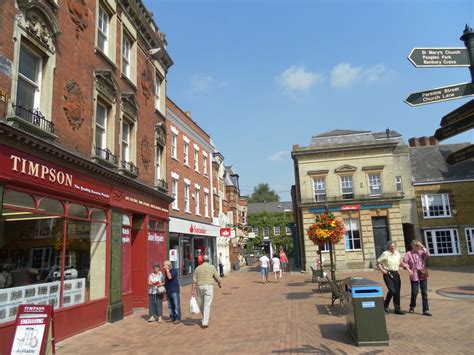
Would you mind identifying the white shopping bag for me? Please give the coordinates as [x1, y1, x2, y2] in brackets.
[189, 296, 200, 314]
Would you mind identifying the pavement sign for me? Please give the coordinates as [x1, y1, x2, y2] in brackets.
[440, 99, 474, 127]
[408, 48, 470, 67]
[405, 82, 474, 106]
[434, 115, 474, 141]
[446, 144, 474, 165]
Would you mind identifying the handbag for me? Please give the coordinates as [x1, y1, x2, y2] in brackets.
[189, 296, 200, 314]
[418, 268, 429, 279]
[157, 285, 166, 294]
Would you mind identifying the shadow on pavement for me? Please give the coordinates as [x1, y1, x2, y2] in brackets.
[315, 304, 333, 316]
[272, 344, 340, 354]
[286, 282, 308, 287]
[286, 292, 314, 300]
[181, 318, 201, 327]
[319, 323, 353, 345]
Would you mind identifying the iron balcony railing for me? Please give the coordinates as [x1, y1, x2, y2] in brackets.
[94, 147, 118, 165]
[12, 104, 55, 134]
[155, 178, 168, 191]
[121, 160, 139, 175]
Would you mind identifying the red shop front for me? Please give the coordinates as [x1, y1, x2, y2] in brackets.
[0, 144, 170, 352]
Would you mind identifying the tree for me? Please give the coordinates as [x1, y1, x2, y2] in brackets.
[248, 183, 280, 203]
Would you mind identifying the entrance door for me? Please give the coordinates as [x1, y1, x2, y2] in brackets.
[372, 217, 389, 259]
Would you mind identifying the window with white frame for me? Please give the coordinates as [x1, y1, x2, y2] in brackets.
[424, 229, 460, 256]
[344, 218, 361, 250]
[368, 173, 382, 196]
[155, 73, 161, 111]
[421, 194, 451, 218]
[155, 144, 163, 181]
[263, 227, 269, 237]
[171, 133, 177, 159]
[340, 175, 354, 199]
[171, 178, 178, 210]
[465, 228, 474, 255]
[122, 34, 131, 78]
[204, 192, 209, 217]
[17, 45, 42, 111]
[252, 227, 259, 235]
[97, 6, 110, 55]
[184, 143, 189, 165]
[285, 226, 291, 235]
[95, 103, 107, 150]
[184, 183, 190, 212]
[194, 187, 200, 215]
[320, 242, 330, 252]
[121, 121, 130, 163]
[313, 177, 326, 202]
[274, 226, 280, 235]
[395, 176, 403, 192]
[203, 156, 208, 176]
[194, 149, 199, 171]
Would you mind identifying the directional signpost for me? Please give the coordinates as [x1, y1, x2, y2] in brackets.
[435, 99, 474, 141]
[408, 48, 470, 67]
[405, 82, 474, 106]
[446, 144, 474, 165]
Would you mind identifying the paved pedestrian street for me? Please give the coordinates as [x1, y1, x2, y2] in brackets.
[57, 266, 474, 354]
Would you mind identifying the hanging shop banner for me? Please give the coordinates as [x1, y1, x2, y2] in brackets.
[220, 228, 231, 237]
[9, 305, 55, 355]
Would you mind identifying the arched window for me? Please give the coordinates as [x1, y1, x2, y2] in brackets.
[68, 203, 88, 219]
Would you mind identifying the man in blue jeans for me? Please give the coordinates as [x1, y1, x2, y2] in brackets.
[163, 260, 181, 324]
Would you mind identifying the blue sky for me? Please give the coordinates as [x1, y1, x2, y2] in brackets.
[146, 0, 474, 200]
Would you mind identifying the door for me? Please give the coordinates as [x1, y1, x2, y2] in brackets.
[372, 217, 389, 259]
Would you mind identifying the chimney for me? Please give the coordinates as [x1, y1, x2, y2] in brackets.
[408, 138, 418, 147]
[419, 136, 429, 146]
[429, 136, 439, 146]
[185, 111, 191, 117]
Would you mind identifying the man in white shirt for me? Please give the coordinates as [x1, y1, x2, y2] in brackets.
[259, 253, 270, 284]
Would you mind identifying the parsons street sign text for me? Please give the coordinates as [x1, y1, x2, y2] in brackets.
[405, 82, 474, 106]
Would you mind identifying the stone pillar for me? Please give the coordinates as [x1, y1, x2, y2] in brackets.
[108, 209, 124, 323]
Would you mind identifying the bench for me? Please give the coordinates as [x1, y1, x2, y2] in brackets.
[329, 279, 345, 316]
[310, 266, 329, 292]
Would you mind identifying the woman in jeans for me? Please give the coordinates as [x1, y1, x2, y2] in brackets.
[148, 264, 164, 322]
[403, 240, 432, 316]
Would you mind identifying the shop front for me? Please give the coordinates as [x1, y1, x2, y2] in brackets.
[0, 143, 170, 351]
[168, 218, 220, 283]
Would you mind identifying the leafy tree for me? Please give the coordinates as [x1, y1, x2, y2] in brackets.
[248, 183, 280, 203]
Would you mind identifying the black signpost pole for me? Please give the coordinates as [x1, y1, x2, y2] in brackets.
[460, 25, 474, 82]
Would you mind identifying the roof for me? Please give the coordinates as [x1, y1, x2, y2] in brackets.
[410, 143, 474, 183]
[310, 129, 403, 146]
[314, 129, 370, 138]
[247, 201, 293, 214]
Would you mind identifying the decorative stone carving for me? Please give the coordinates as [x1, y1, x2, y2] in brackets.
[121, 93, 139, 120]
[141, 64, 153, 105]
[67, 0, 89, 38]
[111, 189, 125, 203]
[95, 70, 117, 103]
[155, 123, 166, 147]
[140, 136, 151, 171]
[63, 80, 85, 130]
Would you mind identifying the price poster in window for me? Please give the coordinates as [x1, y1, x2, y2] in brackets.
[9, 305, 55, 355]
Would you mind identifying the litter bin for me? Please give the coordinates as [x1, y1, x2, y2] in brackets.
[233, 261, 240, 271]
[342, 277, 389, 346]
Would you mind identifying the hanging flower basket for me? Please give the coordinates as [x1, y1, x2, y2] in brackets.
[307, 212, 346, 245]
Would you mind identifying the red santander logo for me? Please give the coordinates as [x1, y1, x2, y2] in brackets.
[220, 228, 231, 237]
[190, 224, 207, 234]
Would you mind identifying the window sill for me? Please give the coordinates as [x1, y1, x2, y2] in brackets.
[95, 47, 117, 69]
[430, 253, 462, 257]
[172, 207, 180, 211]
[120, 73, 137, 91]
[196, 213, 201, 216]
[194, 170, 200, 174]
[171, 156, 179, 162]
[184, 164, 190, 168]
[422, 215, 452, 219]
[203, 174, 209, 179]
[185, 210, 191, 214]
[345, 249, 363, 252]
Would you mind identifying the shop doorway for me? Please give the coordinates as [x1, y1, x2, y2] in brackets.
[372, 217, 389, 258]
[194, 237, 206, 267]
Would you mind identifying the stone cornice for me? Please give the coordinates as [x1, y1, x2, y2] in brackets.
[292, 141, 400, 157]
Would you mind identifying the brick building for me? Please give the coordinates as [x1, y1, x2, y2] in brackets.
[0, 0, 172, 348]
[410, 139, 474, 266]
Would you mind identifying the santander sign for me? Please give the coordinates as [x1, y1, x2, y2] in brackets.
[189, 224, 207, 235]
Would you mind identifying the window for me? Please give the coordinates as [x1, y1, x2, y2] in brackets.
[95, 103, 107, 150]
[97, 6, 109, 54]
[263, 227, 269, 237]
[171, 133, 177, 159]
[252, 227, 259, 235]
[194, 150, 199, 171]
[155, 73, 161, 111]
[285, 226, 291, 235]
[344, 218, 361, 250]
[368, 173, 382, 196]
[313, 177, 326, 202]
[184, 143, 189, 165]
[204, 192, 209, 217]
[184, 183, 190, 212]
[122, 35, 131, 77]
[466, 229, 474, 255]
[155, 145, 162, 181]
[122, 121, 130, 162]
[340, 175, 354, 199]
[320, 242, 331, 252]
[395, 176, 403, 192]
[171, 178, 179, 210]
[424, 229, 460, 256]
[17, 45, 42, 111]
[194, 187, 200, 215]
[203, 156, 208, 176]
[274, 226, 280, 235]
[421, 194, 451, 218]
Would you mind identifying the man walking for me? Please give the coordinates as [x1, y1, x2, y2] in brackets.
[218, 253, 225, 277]
[191, 255, 222, 328]
[259, 252, 270, 284]
[377, 241, 407, 315]
[163, 260, 181, 324]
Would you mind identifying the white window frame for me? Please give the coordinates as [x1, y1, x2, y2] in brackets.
[183, 142, 189, 166]
[313, 177, 326, 202]
[194, 149, 199, 172]
[155, 72, 161, 111]
[263, 227, 269, 237]
[368, 173, 382, 196]
[122, 34, 131, 78]
[421, 194, 451, 219]
[424, 229, 460, 256]
[465, 228, 474, 255]
[273, 226, 280, 235]
[171, 133, 177, 159]
[95, 102, 107, 150]
[203, 156, 208, 176]
[97, 5, 110, 55]
[17, 44, 42, 111]
[121, 120, 130, 162]
[285, 226, 291, 235]
[252, 227, 259, 235]
[184, 182, 190, 213]
[204, 192, 209, 217]
[340, 175, 354, 199]
[395, 176, 403, 192]
[171, 178, 179, 210]
[344, 218, 361, 251]
[155, 144, 162, 180]
[194, 187, 200, 215]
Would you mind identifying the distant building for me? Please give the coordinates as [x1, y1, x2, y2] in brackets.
[292, 129, 418, 272]
[410, 139, 474, 266]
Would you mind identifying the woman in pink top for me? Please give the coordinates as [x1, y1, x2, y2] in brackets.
[403, 240, 432, 316]
[279, 247, 288, 277]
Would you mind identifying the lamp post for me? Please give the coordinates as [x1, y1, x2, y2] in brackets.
[324, 205, 336, 282]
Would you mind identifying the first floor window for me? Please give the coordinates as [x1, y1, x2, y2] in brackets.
[171, 133, 177, 159]
[171, 178, 178, 210]
[421, 194, 451, 218]
[344, 218, 361, 250]
[425, 229, 460, 256]
[285, 226, 291, 235]
[320, 242, 330, 252]
[263, 227, 269, 237]
[273, 226, 280, 235]
[95, 103, 107, 150]
[184, 184, 190, 212]
[204, 192, 209, 217]
[194, 149, 199, 171]
[203, 156, 208, 175]
[314, 177, 326, 202]
[340, 175, 354, 199]
[395, 176, 403, 192]
[252, 227, 259, 235]
[368, 173, 382, 196]
[194, 188, 200, 215]
[155, 145, 162, 181]
[17, 45, 42, 111]
[122, 121, 130, 162]
[466, 229, 474, 255]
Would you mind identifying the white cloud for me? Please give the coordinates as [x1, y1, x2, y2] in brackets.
[268, 151, 288, 161]
[276, 66, 323, 94]
[331, 63, 393, 88]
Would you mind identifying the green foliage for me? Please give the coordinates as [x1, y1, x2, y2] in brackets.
[248, 183, 280, 203]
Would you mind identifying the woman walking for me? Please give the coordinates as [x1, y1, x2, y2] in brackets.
[279, 247, 289, 277]
[148, 263, 165, 322]
[403, 240, 432, 316]
[272, 254, 281, 282]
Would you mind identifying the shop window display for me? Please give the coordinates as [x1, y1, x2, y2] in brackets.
[0, 189, 107, 323]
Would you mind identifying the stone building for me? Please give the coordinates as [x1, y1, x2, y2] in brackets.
[0, 0, 172, 348]
[292, 129, 418, 272]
